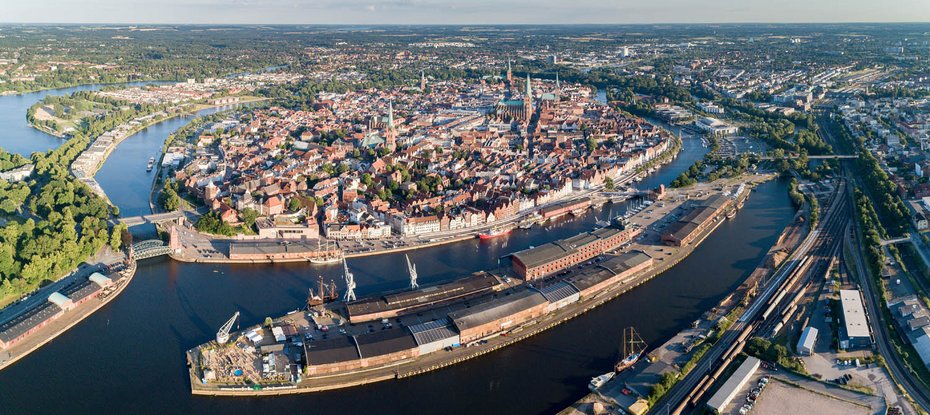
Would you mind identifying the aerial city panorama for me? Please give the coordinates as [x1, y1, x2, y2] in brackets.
[1, 0, 930, 414]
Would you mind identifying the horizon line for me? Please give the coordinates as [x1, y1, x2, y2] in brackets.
[2, 21, 930, 26]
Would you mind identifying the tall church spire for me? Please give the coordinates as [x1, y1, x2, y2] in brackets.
[506, 59, 513, 84]
[556, 72, 560, 90]
[525, 73, 532, 99]
[388, 100, 394, 127]
[385, 101, 396, 152]
[420, 70, 426, 91]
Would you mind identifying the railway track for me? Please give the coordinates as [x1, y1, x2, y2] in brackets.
[817, 112, 930, 411]
[648, 180, 850, 415]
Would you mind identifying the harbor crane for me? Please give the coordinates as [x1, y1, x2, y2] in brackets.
[343, 259, 357, 302]
[406, 254, 419, 290]
[216, 311, 240, 344]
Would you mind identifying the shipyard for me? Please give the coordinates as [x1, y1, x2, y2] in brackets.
[185, 174, 764, 395]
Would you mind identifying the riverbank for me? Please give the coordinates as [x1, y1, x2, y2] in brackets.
[187, 174, 771, 396]
[72, 97, 266, 206]
[0, 258, 137, 372]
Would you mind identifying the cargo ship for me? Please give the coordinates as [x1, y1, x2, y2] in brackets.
[615, 327, 647, 373]
[478, 226, 512, 240]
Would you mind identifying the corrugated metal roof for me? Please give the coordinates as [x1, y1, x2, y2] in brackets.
[408, 318, 459, 345]
[449, 290, 547, 331]
[914, 328, 930, 366]
[89, 272, 112, 287]
[536, 281, 580, 303]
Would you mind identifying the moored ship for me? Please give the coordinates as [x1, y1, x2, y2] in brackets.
[615, 327, 647, 373]
[146, 156, 155, 172]
[478, 226, 512, 239]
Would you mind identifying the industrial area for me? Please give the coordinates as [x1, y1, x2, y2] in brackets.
[559, 145, 928, 414]
[185, 175, 764, 395]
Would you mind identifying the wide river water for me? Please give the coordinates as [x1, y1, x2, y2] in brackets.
[0, 86, 794, 415]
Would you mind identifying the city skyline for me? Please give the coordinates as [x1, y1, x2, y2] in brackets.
[5, 0, 930, 25]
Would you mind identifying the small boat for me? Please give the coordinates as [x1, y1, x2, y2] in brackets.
[146, 157, 155, 172]
[726, 209, 737, 220]
[478, 226, 512, 239]
[615, 327, 647, 373]
[589, 372, 615, 391]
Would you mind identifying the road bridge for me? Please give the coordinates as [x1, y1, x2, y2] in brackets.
[119, 211, 186, 227]
[880, 236, 910, 246]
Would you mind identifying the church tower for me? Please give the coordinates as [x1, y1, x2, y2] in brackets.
[506, 59, 513, 85]
[524, 73, 532, 120]
[420, 70, 427, 91]
[384, 101, 397, 152]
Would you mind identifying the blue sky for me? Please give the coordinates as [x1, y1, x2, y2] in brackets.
[5, 0, 930, 24]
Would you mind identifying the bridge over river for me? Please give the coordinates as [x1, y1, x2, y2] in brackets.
[119, 211, 188, 227]
[131, 240, 172, 260]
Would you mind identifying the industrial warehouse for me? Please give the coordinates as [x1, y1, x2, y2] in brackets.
[190, 249, 656, 388]
[661, 194, 734, 246]
[0, 271, 119, 349]
[510, 225, 642, 280]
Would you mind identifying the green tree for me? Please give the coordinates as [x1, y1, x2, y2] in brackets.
[240, 208, 259, 228]
[110, 223, 127, 251]
[604, 177, 615, 191]
[287, 197, 302, 212]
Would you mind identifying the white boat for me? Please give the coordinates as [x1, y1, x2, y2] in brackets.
[309, 256, 342, 265]
[589, 372, 615, 391]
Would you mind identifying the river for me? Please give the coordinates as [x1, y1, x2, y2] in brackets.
[0, 86, 794, 415]
[0, 82, 164, 157]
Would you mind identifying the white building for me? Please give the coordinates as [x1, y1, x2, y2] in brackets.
[695, 117, 738, 137]
[797, 326, 818, 356]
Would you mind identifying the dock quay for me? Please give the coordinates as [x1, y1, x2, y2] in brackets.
[186, 174, 771, 396]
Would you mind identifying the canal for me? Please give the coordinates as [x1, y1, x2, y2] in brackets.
[0, 86, 794, 415]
